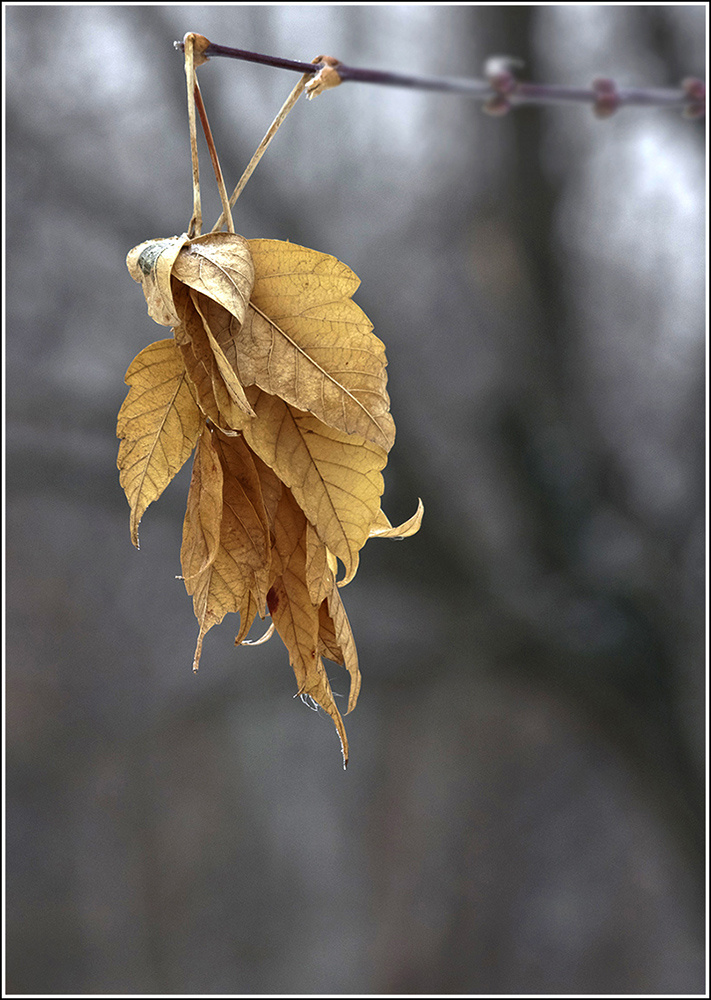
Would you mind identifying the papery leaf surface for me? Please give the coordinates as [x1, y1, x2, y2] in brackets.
[172, 282, 253, 433]
[304, 521, 333, 607]
[303, 523, 361, 712]
[183, 428, 272, 670]
[214, 240, 396, 452]
[241, 387, 387, 582]
[171, 232, 254, 325]
[189, 289, 256, 417]
[267, 488, 351, 766]
[180, 424, 223, 583]
[233, 591, 264, 646]
[369, 498, 425, 539]
[319, 584, 360, 714]
[126, 234, 190, 326]
[117, 338, 202, 546]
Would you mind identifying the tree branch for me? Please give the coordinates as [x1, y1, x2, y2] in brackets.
[174, 35, 705, 119]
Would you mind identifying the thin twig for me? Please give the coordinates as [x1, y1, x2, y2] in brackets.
[174, 37, 705, 119]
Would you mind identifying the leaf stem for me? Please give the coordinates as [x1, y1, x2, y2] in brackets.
[213, 73, 310, 231]
[175, 37, 705, 118]
[193, 78, 235, 233]
[183, 34, 202, 238]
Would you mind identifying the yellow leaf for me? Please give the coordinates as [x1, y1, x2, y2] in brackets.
[318, 578, 361, 714]
[268, 578, 350, 767]
[180, 425, 223, 583]
[303, 522, 361, 713]
[126, 234, 190, 326]
[317, 600, 343, 666]
[267, 488, 352, 767]
[241, 387, 387, 583]
[116, 339, 202, 547]
[172, 282, 253, 433]
[249, 448, 283, 530]
[189, 289, 256, 418]
[215, 240, 396, 452]
[305, 521, 332, 606]
[184, 429, 272, 671]
[224, 440, 283, 648]
[178, 333, 244, 434]
[171, 232, 254, 326]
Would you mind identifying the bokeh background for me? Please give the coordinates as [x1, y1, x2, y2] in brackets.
[5, 4, 706, 995]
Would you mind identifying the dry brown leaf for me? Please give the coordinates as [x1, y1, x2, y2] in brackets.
[126, 234, 190, 326]
[177, 330, 243, 434]
[180, 424, 223, 583]
[241, 387, 387, 583]
[234, 591, 265, 646]
[189, 289, 256, 418]
[267, 488, 352, 766]
[304, 520, 333, 606]
[239, 456, 362, 724]
[121, 216, 422, 765]
[320, 584, 360, 714]
[215, 240, 396, 452]
[116, 338, 202, 547]
[171, 281, 253, 433]
[303, 522, 361, 713]
[183, 428, 272, 671]
[268, 577, 350, 766]
[317, 599, 343, 667]
[171, 232, 254, 325]
[248, 447, 283, 531]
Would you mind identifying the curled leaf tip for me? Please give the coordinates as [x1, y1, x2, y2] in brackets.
[338, 729, 349, 769]
[369, 498, 424, 539]
[240, 622, 276, 646]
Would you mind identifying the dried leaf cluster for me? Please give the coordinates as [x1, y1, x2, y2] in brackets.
[117, 232, 422, 764]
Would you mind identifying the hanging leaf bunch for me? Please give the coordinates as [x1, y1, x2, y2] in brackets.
[116, 34, 422, 766]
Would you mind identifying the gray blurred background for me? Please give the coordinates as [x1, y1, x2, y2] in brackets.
[5, 5, 706, 995]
